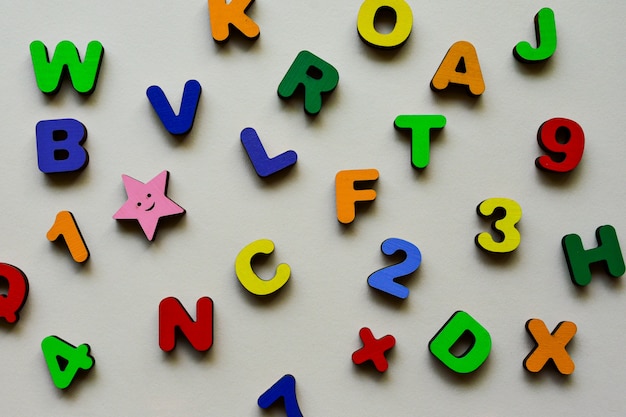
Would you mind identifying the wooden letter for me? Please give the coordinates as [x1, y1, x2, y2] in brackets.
[0, 263, 29, 324]
[208, 0, 259, 42]
[146, 80, 202, 135]
[430, 41, 485, 96]
[36, 119, 88, 174]
[514, 8, 557, 63]
[394, 114, 446, 168]
[524, 319, 576, 375]
[357, 0, 413, 49]
[159, 297, 214, 352]
[335, 169, 379, 224]
[235, 239, 291, 296]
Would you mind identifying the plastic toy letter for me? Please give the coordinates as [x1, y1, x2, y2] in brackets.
[41, 335, 94, 390]
[278, 51, 339, 115]
[394, 115, 446, 169]
[513, 8, 557, 63]
[235, 239, 291, 296]
[258, 374, 304, 417]
[159, 297, 214, 352]
[208, 0, 260, 42]
[475, 197, 522, 253]
[357, 0, 413, 49]
[562, 225, 625, 286]
[0, 263, 29, 324]
[368, 238, 421, 299]
[536, 117, 584, 173]
[36, 119, 88, 174]
[240, 127, 298, 177]
[47, 211, 89, 263]
[30, 40, 104, 95]
[524, 319, 576, 375]
[335, 169, 379, 224]
[146, 80, 202, 135]
[430, 41, 485, 96]
[429, 311, 492, 374]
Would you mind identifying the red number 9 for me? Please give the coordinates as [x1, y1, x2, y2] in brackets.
[535, 118, 584, 173]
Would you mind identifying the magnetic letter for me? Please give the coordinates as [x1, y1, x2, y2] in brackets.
[208, 0, 260, 42]
[430, 41, 485, 96]
[41, 335, 94, 389]
[0, 263, 29, 324]
[357, 0, 413, 49]
[240, 127, 297, 178]
[335, 169, 379, 224]
[147, 80, 202, 135]
[536, 118, 584, 173]
[159, 297, 214, 352]
[47, 211, 89, 263]
[429, 311, 491, 374]
[562, 225, 625, 287]
[278, 51, 339, 115]
[30, 40, 104, 95]
[475, 198, 522, 254]
[367, 238, 421, 299]
[258, 374, 304, 417]
[36, 119, 88, 174]
[524, 319, 576, 375]
[513, 8, 557, 63]
[235, 239, 290, 296]
[351, 327, 396, 372]
[394, 115, 446, 169]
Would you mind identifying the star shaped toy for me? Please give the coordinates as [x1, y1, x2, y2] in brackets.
[113, 170, 185, 241]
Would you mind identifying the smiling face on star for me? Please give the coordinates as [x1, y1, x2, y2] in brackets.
[136, 193, 156, 212]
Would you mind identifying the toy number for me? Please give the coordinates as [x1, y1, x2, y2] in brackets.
[367, 238, 421, 299]
[46, 211, 89, 263]
[535, 117, 584, 173]
[475, 198, 522, 253]
[41, 335, 95, 389]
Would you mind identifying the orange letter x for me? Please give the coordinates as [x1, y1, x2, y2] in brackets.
[524, 318, 577, 375]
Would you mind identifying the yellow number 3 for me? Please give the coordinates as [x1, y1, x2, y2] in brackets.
[475, 198, 522, 253]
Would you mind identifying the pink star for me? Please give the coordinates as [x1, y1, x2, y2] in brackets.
[113, 170, 185, 241]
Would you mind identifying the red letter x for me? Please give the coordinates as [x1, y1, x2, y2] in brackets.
[351, 327, 396, 372]
[524, 318, 577, 375]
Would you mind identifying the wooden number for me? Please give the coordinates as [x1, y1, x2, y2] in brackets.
[475, 198, 522, 253]
[47, 211, 89, 263]
[367, 237, 421, 299]
[41, 335, 95, 389]
[258, 374, 304, 417]
[536, 117, 584, 173]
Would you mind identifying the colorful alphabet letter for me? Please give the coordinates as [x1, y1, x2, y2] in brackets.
[146, 80, 202, 135]
[368, 237, 421, 299]
[0, 263, 29, 324]
[258, 374, 304, 417]
[30, 40, 104, 95]
[208, 0, 260, 42]
[562, 225, 625, 286]
[36, 119, 88, 174]
[41, 335, 94, 389]
[351, 327, 396, 372]
[430, 41, 485, 96]
[513, 8, 557, 63]
[278, 51, 339, 115]
[240, 127, 298, 178]
[46, 211, 89, 263]
[357, 0, 413, 49]
[536, 117, 584, 173]
[524, 319, 576, 375]
[394, 115, 446, 169]
[159, 297, 214, 352]
[235, 239, 291, 296]
[475, 198, 522, 254]
[429, 311, 491, 374]
[335, 169, 379, 224]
